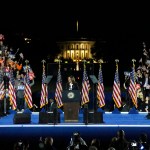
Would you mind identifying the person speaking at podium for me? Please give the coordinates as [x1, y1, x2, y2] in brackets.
[66, 75, 79, 90]
[64, 76, 81, 123]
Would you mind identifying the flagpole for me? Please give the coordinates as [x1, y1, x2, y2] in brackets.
[132, 59, 136, 87]
[4, 58, 14, 115]
[132, 59, 136, 72]
[112, 59, 122, 110]
[41, 59, 47, 111]
[97, 59, 105, 110]
[3, 65, 9, 115]
[3, 72, 7, 115]
[82, 60, 88, 109]
[97, 59, 103, 112]
[99, 59, 103, 70]
[132, 58, 137, 109]
[55, 57, 63, 109]
[94, 59, 102, 112]
[98, 59, 104, 75]
[25, 59, 29, 110]
[82, 60, 88, 124]
[0, 66, 6, 115]
[115, 59, 119, 72]
[58, 58, 61, 71]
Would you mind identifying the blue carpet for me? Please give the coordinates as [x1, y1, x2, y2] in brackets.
[0, 111, 149, 125]
[0, 111, 150, 150]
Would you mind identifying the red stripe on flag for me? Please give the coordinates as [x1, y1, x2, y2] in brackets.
[112, 71, 122, 108]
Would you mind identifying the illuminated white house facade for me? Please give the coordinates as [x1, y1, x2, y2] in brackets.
[57, 38, 95, 62]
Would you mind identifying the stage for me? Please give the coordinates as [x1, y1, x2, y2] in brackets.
[0, 110, 150, 149]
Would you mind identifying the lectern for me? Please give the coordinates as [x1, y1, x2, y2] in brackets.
[62, 90, 81, 122]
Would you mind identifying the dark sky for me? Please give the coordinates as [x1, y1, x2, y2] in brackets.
[1, 2, 150, 39]
[0, 2, 150, 81]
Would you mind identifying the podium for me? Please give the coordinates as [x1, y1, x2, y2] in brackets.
[62, 90, 81, 122]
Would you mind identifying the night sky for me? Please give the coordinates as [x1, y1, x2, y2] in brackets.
[0, 2, 150, 83]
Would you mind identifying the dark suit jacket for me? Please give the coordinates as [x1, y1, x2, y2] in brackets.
[66, 82, 79, 90]
[49, 102, 57, 112]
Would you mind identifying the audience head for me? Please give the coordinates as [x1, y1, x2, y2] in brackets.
[117, 129, 125, 139]
[44, 136, 53, 145]
[90, 138, 101, 148]
[139, 133, 148, 143]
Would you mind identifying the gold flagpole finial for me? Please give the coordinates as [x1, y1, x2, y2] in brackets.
[83, 59, 86, 70]
[83, 59, 86, 63]
[115, 59, 119, 63]
[25, 60, 29, 72]
[132, 59, 136, 68]
[25, 59, 29, 66]
[41, 60, 46, 71]
[58, 58, 62, 69]
[132, 59, 136, 63]
[115, 59, 119, 70]
[41, 59, 46, 66]
[99, 59, 104, 64]
[98, 59, 103, 68]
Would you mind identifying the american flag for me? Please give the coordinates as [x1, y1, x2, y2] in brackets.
[0, 81, 5, 100]
[55, 66, 63, 108]
[128, 67, 137, 108]
[28, 69, 35, 80]
[40, 66, 48, 108]
[112, 68, 122, 108]
[0, 71, 4, 100]
[97, 65, 105, 108]
[8, 69, 17, 110]
[81, 67, 90, 105]
[24, 69, 33, 108]
[9, 81, 17, 110]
